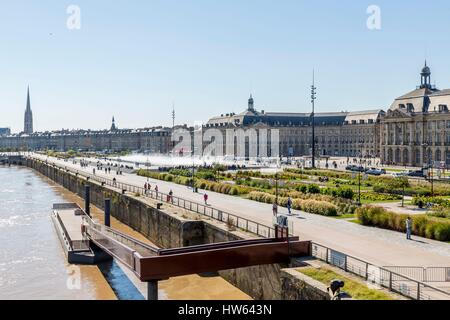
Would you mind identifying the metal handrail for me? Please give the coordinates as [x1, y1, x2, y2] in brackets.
[54, 211, 74, 251]
[310, 242, 450, 300]
[383, 266, 450, 283]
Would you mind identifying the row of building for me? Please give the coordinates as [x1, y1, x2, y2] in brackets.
[1, 62, 450, 167]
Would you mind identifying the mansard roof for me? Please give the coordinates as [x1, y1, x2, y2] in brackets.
[206, 108, 384, 127]
[389, 87, 450, 113]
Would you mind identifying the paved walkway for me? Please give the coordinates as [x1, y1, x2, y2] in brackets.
[34, 154, 450, 268]
[378, 202, 430, 216]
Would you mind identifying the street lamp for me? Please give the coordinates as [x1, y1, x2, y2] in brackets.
[311, 70, 317, 169]
[192, 153, 196, 193]
[275, 172, 279, 206]
[422, 143, 434, 198]
[357, 140, 365, 206]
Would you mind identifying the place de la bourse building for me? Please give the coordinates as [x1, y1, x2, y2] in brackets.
[1, 63, 450, 168]
[206, 63, 450, 168]
[381, 63, 450, 167]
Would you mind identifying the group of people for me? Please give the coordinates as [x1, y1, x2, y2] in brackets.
[79, 160, 90, 168]
[95, 164, 122, 176]
[143, 182, 159, 195]
[272, 196, 293, 217]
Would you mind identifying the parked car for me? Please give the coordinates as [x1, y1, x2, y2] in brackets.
[391, 172, 408, 178]
[407, 170, 426, 178]
[345, 165, 365, 172]
[366, 168, 386, 176]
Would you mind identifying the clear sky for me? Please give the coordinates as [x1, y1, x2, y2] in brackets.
[1, 0, 450, 133]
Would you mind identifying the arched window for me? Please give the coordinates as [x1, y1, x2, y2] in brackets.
[415, 149, 421, 165]
[395, 149, 401, 163]
[436, 149, 442, 162]
[403, 149, 409, 164]
[388, 149, 393, 164]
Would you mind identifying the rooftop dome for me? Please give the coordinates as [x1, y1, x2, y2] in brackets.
[421, 61, 431, 75]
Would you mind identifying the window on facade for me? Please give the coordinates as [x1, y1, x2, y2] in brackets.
[436, 150, 442, 161]
[399, 104, 406, 109]
[352, 120, 357, 125]
[407, 104, 414, 112]
[438, 105, 448, 112]
[415, 150, 421, 164]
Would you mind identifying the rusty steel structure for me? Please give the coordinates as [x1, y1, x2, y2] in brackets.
[84, 215, 310, 281]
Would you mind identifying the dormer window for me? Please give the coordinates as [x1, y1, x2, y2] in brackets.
[360, 120, 365, 124]
[407, 103, 414, 112]
[351, 120, 357, 125]
[438, 104, 448, 112]
[399, 104, 406, 109]
[368, 119, 374, 124]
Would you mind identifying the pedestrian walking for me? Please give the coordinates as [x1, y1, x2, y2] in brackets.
[272, 202, 278, 216]
[287, 197, 292, 215]
[113, 177, 117, 186]
[406, 217, 413, 240]
[169, 190, 173, 203]
[155, 185, 159, 198]
[204, 193, 209, 205]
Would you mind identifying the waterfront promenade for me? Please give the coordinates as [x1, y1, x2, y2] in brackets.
[31, 154, 450, 269]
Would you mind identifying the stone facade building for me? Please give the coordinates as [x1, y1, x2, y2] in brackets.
[0, 126, 172, 153]
[380, 62, 450, 167]
[204, 95, 384, 159]
[0, 118, 172, 153]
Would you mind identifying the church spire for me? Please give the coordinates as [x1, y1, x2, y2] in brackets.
[26, 86, 31, 111]
[24, 86, 33, 134]
[110, 116, 117, 131]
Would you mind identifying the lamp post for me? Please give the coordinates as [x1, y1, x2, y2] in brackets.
[357, 140, 365, 206]
[311, 71, 317, 169]
[192, 156, 196, 193]
[275, 172, 279, 206]
[422, 143, 434, 198]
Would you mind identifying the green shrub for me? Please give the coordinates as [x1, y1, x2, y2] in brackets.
[307, 184, 321, 194]
[335, 187, 354, 200]
[434, 223, 450, 241]
[356, 206, 450, 241]
[248, 191, 338, 216]
[359, 192, 402, 202]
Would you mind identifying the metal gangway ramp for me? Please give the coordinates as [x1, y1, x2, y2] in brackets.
[79, 212, 310, 300]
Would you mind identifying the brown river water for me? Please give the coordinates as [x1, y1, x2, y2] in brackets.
[0, 166, 250, 300]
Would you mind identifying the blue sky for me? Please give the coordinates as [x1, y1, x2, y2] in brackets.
[1, 0, 450, 132]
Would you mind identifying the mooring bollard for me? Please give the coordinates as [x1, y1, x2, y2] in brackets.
[104, 198, 111, 227]
[147, 281, 158, 300]
[85, 185, 91, 217]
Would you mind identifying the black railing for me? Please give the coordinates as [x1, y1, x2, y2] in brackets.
[383, 266, 450, 283]
[311, 242, 450, 300]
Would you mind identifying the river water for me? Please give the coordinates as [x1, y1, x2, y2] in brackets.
[0, 166, 250, 300]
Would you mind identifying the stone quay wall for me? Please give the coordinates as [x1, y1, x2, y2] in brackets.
[26, 158, 314, 300]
